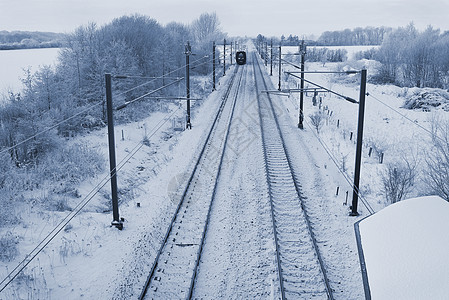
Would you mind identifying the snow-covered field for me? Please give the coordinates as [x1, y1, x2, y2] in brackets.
[282, 45, 379, 60]
[267, 53, 448, 213]
[1, 43, 448, 299]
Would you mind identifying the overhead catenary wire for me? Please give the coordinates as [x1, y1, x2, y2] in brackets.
[281, 58, 302, 70]
[368, 92, 445, 144]
[0, 106, 182, 292]
[115, 54, 210, 97]
[0, 47, 220, 290]
[284, 91, 375, 215]
[302, 111, 375, 215]
[0, 54, 211, 157]
[121, 55, 222, 107]
[288, 72, 358, 103]
[116, 54, 216, 107]
[0, 100, 103, 157]
[115, 78, 184, 110]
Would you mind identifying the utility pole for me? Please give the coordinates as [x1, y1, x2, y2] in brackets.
[298, 40, 306, 129]
[265, 42, 268, 67]
[351, 69, 367, 216]
[278, 45, 282, 91]
[185, 41, 192, 129]
[230, 41, 233, 65]
[105, 73, 123, 230]
[223, 38, 226, 76]
[270, 39, 273, 76]
[212, 41, 216, 91]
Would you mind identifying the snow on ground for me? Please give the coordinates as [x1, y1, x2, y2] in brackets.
[0, 71, 233, 298]
[262, 46, 449, 298]
[268, 55, 448, 212]
[2, 42, 447, 299]
[282, 45, 379, 60]
[192, 55, 277, 299]
[358, 196, 449, 300]
[262, 55, 365, 299]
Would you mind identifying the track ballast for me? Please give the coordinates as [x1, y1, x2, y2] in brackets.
[253, 52, 334, 300]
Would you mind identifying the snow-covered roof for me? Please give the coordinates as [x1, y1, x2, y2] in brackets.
[355, 196, 449, 299]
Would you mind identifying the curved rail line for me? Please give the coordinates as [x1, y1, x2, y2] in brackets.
[139, 64, 245, 299]
[253, 52, 334, 299]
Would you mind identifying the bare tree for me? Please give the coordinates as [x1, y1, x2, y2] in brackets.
[309, 111, 324, 134]
[191, 12, 222, 44]
[424, 121, 449, 201]
[381, 157, 417, 204]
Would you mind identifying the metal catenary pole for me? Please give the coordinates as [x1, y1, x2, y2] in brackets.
[298, 40, 306, 129]
[105, 73, 123, 230]
[264, 42, 268, 67]
[185, 41, 192, 129]
[230, 41, 233, 65]
[270, 39, 273, 76]
[212, 41, 216, 91]
[278, 45, 282, 91]
[223, 38, 226, 76]
[351, 69, 367, 216]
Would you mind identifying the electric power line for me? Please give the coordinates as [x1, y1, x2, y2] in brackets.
[368, 92, 444, 144]
[116, 78, 184, 110]
[115, 54, 210, 97]
[0, 54, 211, 157]
[0, 50, 217, 290]
[0, 100, 103, 157]
[0, 106, 182, 292]
[303, 113, 375, 214]
[285, 91, 375, 214]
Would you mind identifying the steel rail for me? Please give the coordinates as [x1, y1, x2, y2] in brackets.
[139, 66, 240, 300]
[187, 64, 245, 299]
[253, 53, 287, 300]
[254, 52, 334, 299]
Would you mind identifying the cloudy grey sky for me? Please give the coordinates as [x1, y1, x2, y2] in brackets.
[1, 0, 449, 37]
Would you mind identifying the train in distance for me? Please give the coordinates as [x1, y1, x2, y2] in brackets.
[236, 51, 246, 65]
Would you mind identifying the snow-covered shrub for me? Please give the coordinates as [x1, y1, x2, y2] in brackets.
[309, 111, 324, 133]
[381, 159, 417, 204]
[366, 137, 389, 163]
[403, 88, 449, 111]
[354, 48, 379, 60]
[59, 237, 82, 263]
[306, 47, 348, 63]
[0, 231, 20, 262]
[0, 154, 22, 227]
[96, 187, 126, 213]
[424, 121, 449, 201]
[40, 143, 104, 195]
[0, 190, 21, 227]
[44, 195, 72, 212]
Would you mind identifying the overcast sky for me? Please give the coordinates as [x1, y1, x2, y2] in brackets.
[1, 0, 449, 37]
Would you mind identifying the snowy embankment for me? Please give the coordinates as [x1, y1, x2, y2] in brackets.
[2, 42, 448, 299]
[263, 46, 449, 298]
[357, 196, 449, 299]
[271, 47, 449, 211]
[0, 70, 232, 298]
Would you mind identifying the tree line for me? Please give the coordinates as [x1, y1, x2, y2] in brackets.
[0, 30, 65, 50]
[1, 12, 223, 165]
[375, 24, 449, 88]
[0, 13, 224, 220]
[317, 26, 392, 46]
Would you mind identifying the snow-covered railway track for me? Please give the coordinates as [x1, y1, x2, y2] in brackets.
[253, 53, 334, 300]
[139, 65, 244, 299]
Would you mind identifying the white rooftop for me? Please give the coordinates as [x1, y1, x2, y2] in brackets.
[357, 196, 449, 299]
